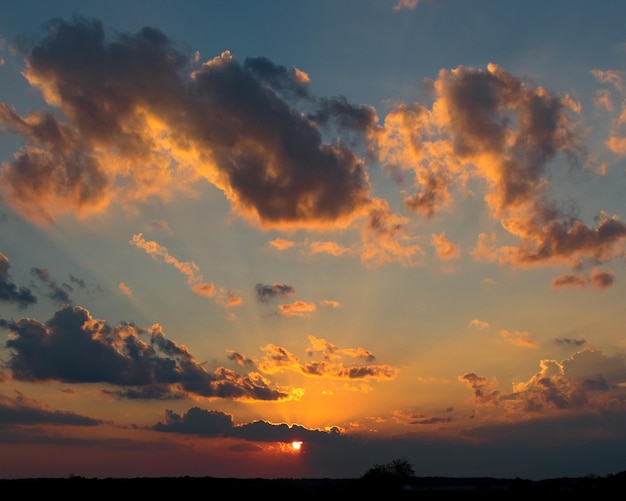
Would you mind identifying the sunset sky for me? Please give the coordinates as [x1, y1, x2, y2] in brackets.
[1, 0, 626, 481]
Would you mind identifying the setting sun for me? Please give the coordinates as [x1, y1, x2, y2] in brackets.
[291, 441, 303, 451]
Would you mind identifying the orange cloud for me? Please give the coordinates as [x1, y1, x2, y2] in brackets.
[215, 288, 243, 307]
[0, 18, 427, 267]
[278, 300, 316, 317]
[309, 241, 351, 257]
[0, 19, 371, 231]
[499, 329, 539, 348]
[256, 338, 398, 382]
[393, 0, 421, 12]
[469, 319, 490, 330]
[268, 238, 296, 250]
[130, 233, 215, 298]
[431, 232, 461, 260]
[306, 335, 374, 362]
[118, 282, 133, 297]
[458, 372, 501, 406]
[378, 64, 626, 275]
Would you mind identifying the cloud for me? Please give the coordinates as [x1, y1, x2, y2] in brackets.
[551, 267, 615, 290]
[0, 17, 374, 230]
[30, 266, 72, 304]
[554, 337, 587, 347]
[0, 253, 37, 308]
[227, 350, 255, 368]
[393, 0, 421, 11]
[306, 335, 374, 362]
[499, 329, 539, 348]
[392, 409, 454, 427]
[256, 337, 397, 382]
[469, 319, 490, 330]
[0, 16, 424, 267]
[0, 391, 101, 426]
[458, 372, 501, 406]
[461, 349, 626, 416]
[255, 282, 296, 302]
[431, 232, 461, 260]
[130, 233, 215, 298]
[378, 64, 626, 274]
[308, 240, 352, 257]
[153, 406, 347, 444]
[278, 300, 316, 317]
[215, 288, 243, 308]
[267, 238, 295, 250]
[1, 304, 292, 401]
[118, 282, 133, 297]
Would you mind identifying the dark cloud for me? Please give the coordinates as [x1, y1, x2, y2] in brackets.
[554, 337, 587, 347]
[227, 350, 255, 367]
[1, 304, 290, 401]
[0, 392, 100, 426]
[0, 253, 37, 308]
[68, 273, 86, 288]
[551, 268, 616, 290]
[0, 16, 376, 231]
[31, 267, 72, 303]
[410, 416, 452, 425]
[242, 56, 310, 100]
[153, 406, 347, 444]
[153, 407, 234, 436]
[255, 282, 296, 302]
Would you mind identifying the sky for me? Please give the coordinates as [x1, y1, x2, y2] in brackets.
[1, 0, 626, 481]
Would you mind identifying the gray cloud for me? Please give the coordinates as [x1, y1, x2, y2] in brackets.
[1, 304, 290, 401]
[153, 406, 347, 444]
[0, 253, 37, 308]
[0, 16, 375, 231]
[0, 392, 100, 426]
[255, 282, 296, 302]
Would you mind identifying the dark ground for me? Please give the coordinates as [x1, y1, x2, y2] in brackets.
[2, 472, 626, 498]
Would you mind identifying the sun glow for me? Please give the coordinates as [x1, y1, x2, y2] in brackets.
[290, 441, 303, 451]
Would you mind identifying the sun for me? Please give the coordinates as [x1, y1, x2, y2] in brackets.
[290, 441, 303, 451]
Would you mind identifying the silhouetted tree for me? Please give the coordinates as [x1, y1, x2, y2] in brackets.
[361, 458, 415, 490]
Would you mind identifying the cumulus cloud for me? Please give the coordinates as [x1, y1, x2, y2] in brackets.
[0, 253, 37, 308]
[377, 64, 626, 274]
[256, 337, 397, 382]
[306, 335, 375, 362]
[460, 349, 626, 415]
[1, 304, 292, 401]
[0, 16, 423, 267]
